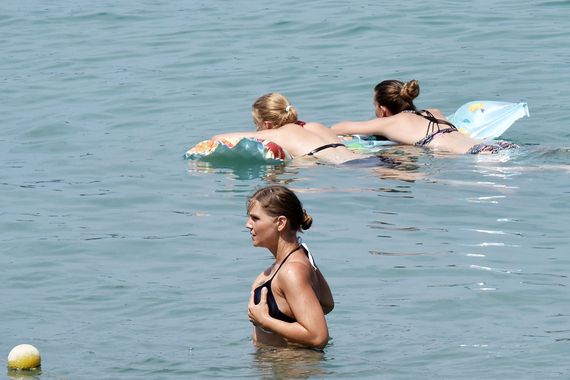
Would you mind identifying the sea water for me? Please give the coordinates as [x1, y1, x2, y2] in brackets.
[1, 0, 569, 379]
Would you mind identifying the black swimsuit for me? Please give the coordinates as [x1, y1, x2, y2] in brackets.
[253, 245, 303, 323]
[405, 109, 458, 147]
[294, 120, 346, 156]
[306, 143, 346, 156]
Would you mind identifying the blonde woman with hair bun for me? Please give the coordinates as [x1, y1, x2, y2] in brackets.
[213, 92, 364, 164]
[332, 79, 517, 154]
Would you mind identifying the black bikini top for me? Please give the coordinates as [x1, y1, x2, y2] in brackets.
[253, 245, 303, 323]
[404, 109, 458, 146]
[306, 143, 345, 156]
[293, 120, 345, 156]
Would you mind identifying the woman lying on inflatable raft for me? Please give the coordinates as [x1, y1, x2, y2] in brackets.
[331, 79, 520, 155]
[212, 92, 363, 165]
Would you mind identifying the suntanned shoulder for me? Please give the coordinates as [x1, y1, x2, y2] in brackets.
[303, 122, 327, 129]
[426, 108, 447, 119]
[277, 260, 314, 289]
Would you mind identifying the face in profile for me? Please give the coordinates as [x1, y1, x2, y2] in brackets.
[246, 201, 278, 248]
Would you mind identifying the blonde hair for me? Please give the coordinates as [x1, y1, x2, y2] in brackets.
[252, 93, 299, 130]
[247, 185, 312, 232]
[374, 79, 420, 114]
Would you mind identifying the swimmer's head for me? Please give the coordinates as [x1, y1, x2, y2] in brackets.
[373, 79, 419, 116]
[247, 185, 312, 232]
[252, 93, 299, 131]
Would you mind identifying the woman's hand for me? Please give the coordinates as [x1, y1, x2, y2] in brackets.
[248, 288, 270, 329]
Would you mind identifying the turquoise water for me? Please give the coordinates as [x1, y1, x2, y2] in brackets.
[1, 1, 569, 379]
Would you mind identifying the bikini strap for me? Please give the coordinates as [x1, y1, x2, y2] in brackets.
[418, 109, 457, 129]
[306, 143, 345, 156]
[268, 245, 302, 281]
[300, 242, 318, 270]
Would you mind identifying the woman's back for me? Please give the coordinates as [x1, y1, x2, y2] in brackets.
[260, 122, 364, 164]
[382, 110, 482, 154]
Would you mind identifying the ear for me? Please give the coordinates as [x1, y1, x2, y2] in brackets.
[276, 216, 288, 232]
[263, 121, 274, 130]
[379, 106, 391, 118]
[373, 100, 381, 117]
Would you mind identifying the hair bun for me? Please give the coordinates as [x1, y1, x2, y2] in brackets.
[400, 80, 420, 102]
[301, 209, 313, 230]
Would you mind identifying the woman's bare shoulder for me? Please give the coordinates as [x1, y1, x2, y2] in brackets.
[278, 260, 314, 287]
[280, 121, 325, 131]
[302, 121, 327, 128]
[425, 108, 447, 119]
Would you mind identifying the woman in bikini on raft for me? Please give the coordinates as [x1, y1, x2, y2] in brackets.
[331, 79, 517, 155]
[246, 185, 334, 349]
[213, 92, 364, 164]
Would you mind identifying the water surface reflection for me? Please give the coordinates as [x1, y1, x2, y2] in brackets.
[251, 346, 330, 380]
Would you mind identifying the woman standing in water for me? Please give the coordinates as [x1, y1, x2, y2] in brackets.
[246, 185, 334, 349]
[331, 79, 517, 154]
[213, 92, 364, 164]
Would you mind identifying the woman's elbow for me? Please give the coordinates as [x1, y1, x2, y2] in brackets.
[310, 330, 330, 349]
[330, 124, 342, 133]
[332, 123, 354, 135]
[322, 300, 334, 315]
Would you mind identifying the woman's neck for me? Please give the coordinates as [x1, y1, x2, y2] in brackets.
[272, 237, 300, 263]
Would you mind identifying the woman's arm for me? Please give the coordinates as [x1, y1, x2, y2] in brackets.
[248, 264, 329, 349]
[213, 129, 279, 142]
[330, 118, 388, 136]
[212, 131, 259, 140]
[332, 114, 420, 145]
[315, 268, 334, 315]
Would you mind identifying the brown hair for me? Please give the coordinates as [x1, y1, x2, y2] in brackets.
[373, 79, 420, 114]
[247, 185, 312, 232]
[252, 93, 299, 130]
